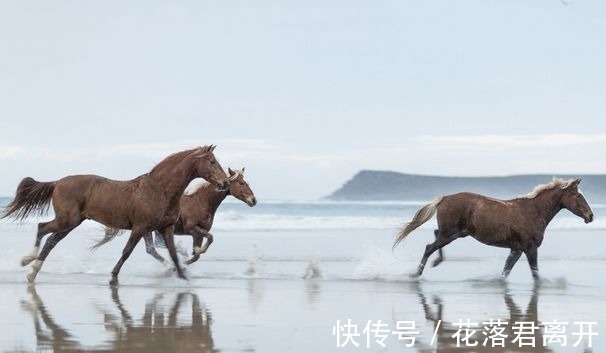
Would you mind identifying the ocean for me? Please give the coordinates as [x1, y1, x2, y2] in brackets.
[0, 198, 604, 352]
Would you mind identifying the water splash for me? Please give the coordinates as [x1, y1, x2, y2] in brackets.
[303, 257, 322, 279]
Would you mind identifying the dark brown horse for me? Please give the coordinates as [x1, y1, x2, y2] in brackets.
[94, 167, 257, 265]
[2, 146, 230, 285]
[393, 178, 594, 279]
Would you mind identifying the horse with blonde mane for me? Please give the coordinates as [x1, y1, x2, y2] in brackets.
[2, 145, 230, 285]
[93, 167, 257, 265]
[393, 178, 594, 279]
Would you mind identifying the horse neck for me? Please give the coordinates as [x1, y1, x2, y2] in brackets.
[150, 154, 198, 202]
[525, 188, 564, 226]
[194, 184, 229, 214]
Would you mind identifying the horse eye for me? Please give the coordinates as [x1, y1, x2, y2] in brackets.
[239, 182, 245, 185]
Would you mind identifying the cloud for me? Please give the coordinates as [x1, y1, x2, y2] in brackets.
[4, 139, 277, 163]
[1, 134, 605, 199]
[417, 134, 606, 148]
[0, 146, 25, 159]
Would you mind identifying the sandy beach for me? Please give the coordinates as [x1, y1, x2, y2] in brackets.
[0, 212, 604, 352]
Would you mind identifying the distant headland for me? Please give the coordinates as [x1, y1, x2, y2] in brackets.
[326, 170, 606, 202]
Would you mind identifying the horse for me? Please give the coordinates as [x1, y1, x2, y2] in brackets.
[393, 178, 594, 279]
[2, 145, 230, 285]
[93, 167, 257, 265]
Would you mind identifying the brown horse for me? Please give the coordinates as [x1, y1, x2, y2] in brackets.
[393, 178, 594, 279]
[94, 167, 257, 265]
[2, 145, 230, 285]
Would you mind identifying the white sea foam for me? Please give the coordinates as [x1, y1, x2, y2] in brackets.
[4, 211, 604, 232]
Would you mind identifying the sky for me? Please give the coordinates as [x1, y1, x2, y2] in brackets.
[0, 0, 605, 199]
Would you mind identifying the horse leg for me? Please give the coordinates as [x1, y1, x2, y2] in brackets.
[412, 231, 465, 278]
[194, 227, 213, 255]
[110, 230, 144, 286]
[157, 226, 187, 280]
[185, 226, 212, 265]
[185, 234, 203, 265]
[524, 246, 539, 280]
[154, 231, 167, 248]
[143, 232, 167, 265]
[27, 228, 75, 283]
[431, 229, 445, 267]
[501, 249, 523, 277]
[21, 220, 66, 266]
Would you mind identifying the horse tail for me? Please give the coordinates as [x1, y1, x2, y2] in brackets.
[1, 177, 55, 222]
[393, 196, 444, 249]
[89, 227, 126, 251]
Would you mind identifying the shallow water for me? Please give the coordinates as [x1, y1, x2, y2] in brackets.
[0, 221, 604, 352]
[1, 278, 603, 352]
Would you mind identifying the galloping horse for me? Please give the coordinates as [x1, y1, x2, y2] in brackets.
[93, 167, 257, 265]
[393, 178, 594, 279]
[2, 146, 230, 285]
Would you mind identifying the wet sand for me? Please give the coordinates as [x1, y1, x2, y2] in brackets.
[0, 277, 604, 352]
[0, 222, 604, 352]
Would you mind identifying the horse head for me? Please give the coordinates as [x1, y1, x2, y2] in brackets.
[227, 167, 257, 207]
[192, 145, 230, 191]
[560, 178, 594, 223]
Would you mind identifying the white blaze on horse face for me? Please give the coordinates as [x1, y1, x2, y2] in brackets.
[27, 260, 43, 283]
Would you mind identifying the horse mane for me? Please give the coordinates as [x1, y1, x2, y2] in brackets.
[517, 178, 577, 199]
[149, 146, 211, 174]
[184, 180, 214, 196]
[184, 168, 243, 196]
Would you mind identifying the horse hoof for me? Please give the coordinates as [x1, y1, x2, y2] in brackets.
[409, 273, 421, 279]
[109, 277, 118, 286]
[21, 256, 35, 267]
[431, 259, 443, 268]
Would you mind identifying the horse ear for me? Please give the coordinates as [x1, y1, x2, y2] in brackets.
[574, 178, 582, 186]
[241, 167, 245, 173]
[192, 148, 208, 158]
[210, 145, 216, 152]
[228, 167, 235, 175]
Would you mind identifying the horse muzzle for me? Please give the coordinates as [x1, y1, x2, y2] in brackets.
[247, 197, 257, 207]
[584, 213, 594, 223]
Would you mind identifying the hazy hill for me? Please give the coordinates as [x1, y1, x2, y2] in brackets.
[327, 170, 606, 202]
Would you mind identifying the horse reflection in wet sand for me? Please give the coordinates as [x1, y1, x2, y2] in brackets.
[93, 168, 257, 265]
[2, 146, 230, 285]
[415, 285, 557, 353]
[20, 287, 215, 353]
[393, 178, 594, 279]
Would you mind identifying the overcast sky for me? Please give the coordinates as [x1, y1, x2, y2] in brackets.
[1, 0, 605, 199]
